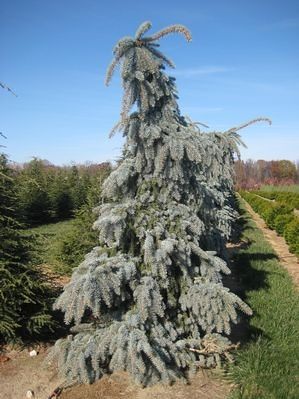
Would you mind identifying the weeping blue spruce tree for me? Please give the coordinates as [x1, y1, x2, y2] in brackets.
[50, 22, 270, 386]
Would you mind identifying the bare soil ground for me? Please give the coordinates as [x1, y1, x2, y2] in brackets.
[0, 348, 231, 399]
[0, 346, 64, 399]
[61, 370, 231, 399]
[243, 200, 299, 287]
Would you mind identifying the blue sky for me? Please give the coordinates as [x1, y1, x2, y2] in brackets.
[1, 0, 298, 165]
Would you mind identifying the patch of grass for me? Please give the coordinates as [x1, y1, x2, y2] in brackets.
[26, 219, 76, 272]
[228, 200, 299, 399]
[260, 184, 299, 193]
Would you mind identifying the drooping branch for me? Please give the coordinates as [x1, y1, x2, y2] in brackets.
[105, 58, 120, 86]
[145, 24, 192, 43]
[225, 117, 272, 134]
[135, 21, 152, 40]
[185, 116, 210, 132]
[146, 46, 175, 68]
[109, 120, 126, 138]
[0, 81, 17, 97]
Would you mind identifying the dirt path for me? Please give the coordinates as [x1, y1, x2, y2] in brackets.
[251, 193, 275, 202]
[60, 369, 231, 399]
[41, 263, 71, 287]
[243, 199, 299, 287]
[0, 348, 231, 399]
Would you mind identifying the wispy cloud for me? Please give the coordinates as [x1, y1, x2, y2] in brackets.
[175, 66, 234, 78]
[262, 17, 299, 30]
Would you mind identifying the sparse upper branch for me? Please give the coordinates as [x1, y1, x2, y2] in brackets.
[105, 21, 192, 86]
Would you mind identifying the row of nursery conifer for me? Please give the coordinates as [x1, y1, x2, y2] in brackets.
[239, 190, 299, 257]
[11, 158, 111, 226]
[0, 151, 111, 342]
[250, 189, 299, 210]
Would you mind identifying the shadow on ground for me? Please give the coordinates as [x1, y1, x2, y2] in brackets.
[226, 206, 277, 346]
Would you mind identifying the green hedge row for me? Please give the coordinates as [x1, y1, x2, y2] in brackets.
[239, 191, 299, 258]
[251, 190, 299, 210]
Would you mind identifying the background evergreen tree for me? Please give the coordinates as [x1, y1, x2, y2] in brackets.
[50, 22, 269, 386]
[50, 171, 74, 220]
[17, 158, 52, 225]
[54, 163, 112, 274]
[69, 165, 88, 210]
[54, 194, 99, 275]
[0, 153, 54, 342]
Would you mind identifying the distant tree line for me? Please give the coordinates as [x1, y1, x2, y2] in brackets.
[235, 159, 299, 189]
[11, 158, 111, 226]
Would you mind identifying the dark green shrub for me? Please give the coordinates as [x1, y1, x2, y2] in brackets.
[284, 219, 299, 257]
[239, 190, 299, 258]
[263, 204, 292, 229]
[274, 214, 293, 235]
